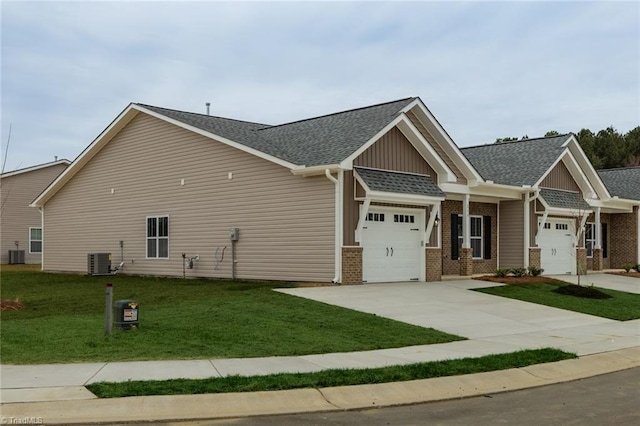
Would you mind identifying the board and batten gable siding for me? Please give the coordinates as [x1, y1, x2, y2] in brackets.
[343, 127, 438, 245]
[540, 161, 580, 192]
[43, 113, 335, 281]
[404, 110, 466, 184]
[1, 164, 67, 264]
[498, 199, 525, 268]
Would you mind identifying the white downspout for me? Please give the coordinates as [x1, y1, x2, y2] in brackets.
[595, 207, 601, 250]
[39, 206, 44, 271]
[325, 169, 341, 283]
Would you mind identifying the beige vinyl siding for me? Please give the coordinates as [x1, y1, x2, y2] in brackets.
[0, 164, 67, 264]
[498, 199, 525, 268]
[43, 114, 335, 282]
[344, 127, 438, 245]
[404, 110, 466, 184]
[540, 161, 580, 191]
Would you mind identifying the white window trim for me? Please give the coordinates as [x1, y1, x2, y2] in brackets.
[146, 215, 170, 259]
[29, 227, 43, 254]
[585, 222, 595, 258]
[458, 215, 483, 259]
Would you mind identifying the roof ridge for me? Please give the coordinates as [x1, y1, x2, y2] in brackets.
[598, 166, 640, 172]
[462, 133, 572, 150]
[135, 103, 272, 128]
[259, 97, 416, 131]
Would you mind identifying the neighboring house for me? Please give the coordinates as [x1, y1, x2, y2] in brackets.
[30, 98, 640, 282]
[1, 160, 70, 264]
[597, 167, 640, 268]
[461, 137, 639, 274]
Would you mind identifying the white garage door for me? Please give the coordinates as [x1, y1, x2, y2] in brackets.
[538, 218, 576, 275]
[361, 208, 422, 283]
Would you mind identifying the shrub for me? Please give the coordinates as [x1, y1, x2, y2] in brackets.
[527, 266, 544, 277]
[623, 263, 634, 273]
[494, 268, 509, 278]
[635, 264, 640, 273]
[510, 267, 528, 277]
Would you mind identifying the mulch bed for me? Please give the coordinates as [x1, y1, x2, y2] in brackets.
[607, 271, 640, 279]
[0, 299, 24, 311]
[553, 284, 611, 299]
[474, 275, 569, 285]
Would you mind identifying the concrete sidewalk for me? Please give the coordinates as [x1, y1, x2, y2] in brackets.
[1, 276, 639, 423]
[1, 349, 638, 425]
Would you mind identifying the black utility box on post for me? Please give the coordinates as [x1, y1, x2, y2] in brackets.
[114, 300, 139, 330]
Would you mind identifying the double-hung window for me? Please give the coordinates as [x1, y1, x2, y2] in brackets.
[457, 215, 483, 259]
[585, 222, 595, 258]
[29, 227, 42, 253]
[147, 216, 169, 258]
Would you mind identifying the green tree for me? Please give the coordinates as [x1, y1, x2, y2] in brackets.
[544, 130, 560, 137]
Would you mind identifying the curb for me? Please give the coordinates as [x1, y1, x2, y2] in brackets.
[1, 347, 638, 425]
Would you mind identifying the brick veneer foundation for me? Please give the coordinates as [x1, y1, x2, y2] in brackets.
[591, 248, 603, 271]
[576, 248, 587, 275]
[459, 248, 473, 276]
[425, 248, 442, 282]
[341, 246, 363, 285]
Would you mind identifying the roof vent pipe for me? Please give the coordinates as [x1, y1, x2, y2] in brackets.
[205, 102, 211, 116]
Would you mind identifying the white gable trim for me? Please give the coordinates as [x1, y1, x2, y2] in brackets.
[402, 98, 483, 184]
[534, 148, 597, 200]
[340, 115, 457, 184]
[564, 135, 612, 199]
[136, 105, 300, 171]
[1, 159, 70, 178]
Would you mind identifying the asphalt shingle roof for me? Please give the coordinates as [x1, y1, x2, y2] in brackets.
[354, 167, 444, 198]
[460, 135, 572, 186]
[597, 167, 640, 201]
[138, 98, 416, 167]
[539, 188, 591, 211]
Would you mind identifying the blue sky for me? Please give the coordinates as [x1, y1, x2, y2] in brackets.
[2, 1, 638, 172]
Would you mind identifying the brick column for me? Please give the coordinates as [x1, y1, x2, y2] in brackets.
[576, 248, 587, 275]
[529, 248, 541, 269]
[459, 248, 473, 276]
[341, 246, 363, 285]
[425, 248, 442, 282]
[592, 248, 603, 271]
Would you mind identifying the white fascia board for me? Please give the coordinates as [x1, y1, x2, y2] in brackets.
[340, 115, 404, 169]
[366, 190, 445, 206]
[589, 198, 635, 213]
[565, 135, 612, 199]
[136, 105, 300, 171]
[31, 103, 141, 207]
[439, 182, 525, 200]
[291, 164, 341, 177]
[560, 151, 597, 199]
[406, 99, 483, 183]
[1, 159, 71, 179]
[395, 117, 457, 183]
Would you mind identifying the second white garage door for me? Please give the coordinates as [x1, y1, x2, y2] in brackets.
[361, 208, 423, 283]
[538, 218, 576, 275]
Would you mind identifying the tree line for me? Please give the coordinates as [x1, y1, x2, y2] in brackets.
[495, 126, 640, 169]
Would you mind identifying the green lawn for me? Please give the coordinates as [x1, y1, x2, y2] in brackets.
[87, 348, 576, 398]
[474, 282, 640, 321]
[0, 269, 463, 364]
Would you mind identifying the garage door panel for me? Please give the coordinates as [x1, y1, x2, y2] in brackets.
[362, 208, 423, 283]
[538, 219, 575, 275]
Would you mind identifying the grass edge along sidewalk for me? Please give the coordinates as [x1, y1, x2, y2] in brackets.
[473, 282, 640, 321]
[87, 348, 575, 398]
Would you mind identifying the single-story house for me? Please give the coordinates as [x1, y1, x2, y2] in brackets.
[30, 98, 640, 282]
[1, 159, 70, 264]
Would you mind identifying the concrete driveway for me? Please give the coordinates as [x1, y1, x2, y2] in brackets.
[277, 278, 640, 357]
